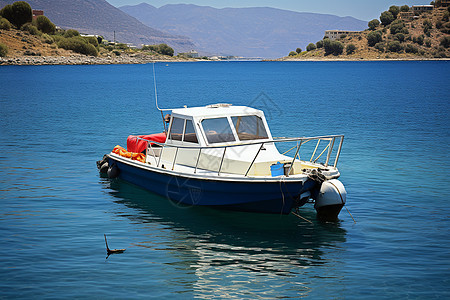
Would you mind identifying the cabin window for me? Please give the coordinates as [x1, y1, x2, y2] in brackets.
[231, 115, 268, 141]
[169, 117, 184, 141]
[183, 120, 198, 144]
[201, 117, 236, 144]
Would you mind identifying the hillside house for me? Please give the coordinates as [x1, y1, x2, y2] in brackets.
[399, 11, 414, 21]
[324, 30, 361, 41]
[32, 9, 44, 19]
[412, 5, 434, 14]
[179, 50, 199, 58]
[186, 50, 199, 58]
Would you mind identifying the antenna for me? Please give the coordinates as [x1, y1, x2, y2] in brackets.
[152, 62, 178, 112]
[153, 62, 161, 111]
[153, 62, 167, 133]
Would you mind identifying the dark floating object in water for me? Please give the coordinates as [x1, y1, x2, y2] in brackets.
[104, 234, 125, 258]
[107, 162, 119, 179]
[96, 155, 109, 174]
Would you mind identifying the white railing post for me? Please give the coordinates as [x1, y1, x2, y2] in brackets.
[334, 136, 344, 167]
[245, 143, 264, 177]
[172, 147, 179, 171]
[325, 137, 336, 167]
[194, 148, 202, 174]
[157, 145, 164, 168]
[217, 147, 227, 176]
[287, 140, 302, 176]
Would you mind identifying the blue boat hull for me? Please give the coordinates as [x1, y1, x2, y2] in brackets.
[108, 156, 316, 214]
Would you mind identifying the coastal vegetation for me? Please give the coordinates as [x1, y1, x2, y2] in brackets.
[142, 43, 174, 56]
[0, 1, 31, 29]
[285, 2, 450, 60]
[0, 0, 180, 61]
[0, 41, 7, 56]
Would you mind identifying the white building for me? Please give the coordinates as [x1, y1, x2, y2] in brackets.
[186, 50, 199, 58]
[412, 5, 434, 13]
[324, 30, 361, 41]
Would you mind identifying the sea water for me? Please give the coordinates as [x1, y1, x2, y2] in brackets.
[0, 61, 449, 298]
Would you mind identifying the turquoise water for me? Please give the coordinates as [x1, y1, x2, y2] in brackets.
[0, 61, 449, 298]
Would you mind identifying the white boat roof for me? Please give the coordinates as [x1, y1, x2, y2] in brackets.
[171, 104, 264, 119]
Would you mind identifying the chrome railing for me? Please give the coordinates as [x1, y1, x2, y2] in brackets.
[130, 135, 344, 177]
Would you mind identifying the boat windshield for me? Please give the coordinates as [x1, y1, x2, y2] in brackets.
[169, 117, 199, 143]
[201, 117, 236, 144]
[169, 117, 184, 141]
[231, 115, 268, 141]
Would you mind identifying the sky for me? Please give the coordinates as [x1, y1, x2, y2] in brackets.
[107, 0, 433, 21]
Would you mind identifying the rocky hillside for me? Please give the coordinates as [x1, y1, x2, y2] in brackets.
[0, 0, 195, 52]
[283, 5, 450, 60]
[120, 3, 367, 58]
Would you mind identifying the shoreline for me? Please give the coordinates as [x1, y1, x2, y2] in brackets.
[1, 55, 449, 65]
[267, 57, 450, 62]
[0, 53, 196, 65]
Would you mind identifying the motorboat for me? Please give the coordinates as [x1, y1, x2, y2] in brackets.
[98, 103, 346, 221]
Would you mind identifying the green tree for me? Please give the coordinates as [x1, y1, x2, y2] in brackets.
[0, 5, 14, 24]
[316, 40, 324, 48]
[324, 39, 343, 56]
[295, 47, 302, 54]
[380, 11, 394, 26]
[346, 44, 356, 54]
[57, 37, 98, 56]
[405, 44, 418, 53]
[40, 33, 54, 44]
[64, 29, 80, 38]
[21, 23, 39, 35]
[0, 17, 12, 30]
[84, 36, 99, 48]
[142, 44, 158, 52]
[415, 35, 424, 45]
[306, 43, 316, 51]
[389, 6, 400, 19]
[390, 20, 408, 34]
[387, 41, 403, 52]
[288, 51, 297, 56]
[0, 42, 8, 57]
[367, 31, 383, 46]
[34, 15, 55, 34]
[368, 19, 380, 30]
[7, 1, 32, 29]
[400, 5, 410, 12]
[440, 36, 450, 48]
[115, 43, 128, 50]
[394, 33, 405, 42]
[423, 19, 433, 36]
[443, 11, 450, 22]
[158, 43, 174, 56]
[374, 42, 385, 52]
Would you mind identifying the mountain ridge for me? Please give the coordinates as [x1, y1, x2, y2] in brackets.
[120, 2, 368, 58]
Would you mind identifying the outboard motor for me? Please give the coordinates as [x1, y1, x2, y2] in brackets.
[314, 179, 346, 221]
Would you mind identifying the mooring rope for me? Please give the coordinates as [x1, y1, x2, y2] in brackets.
[345, 206, 356, 223]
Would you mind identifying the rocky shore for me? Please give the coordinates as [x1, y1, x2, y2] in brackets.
[0, 53, 193, 65]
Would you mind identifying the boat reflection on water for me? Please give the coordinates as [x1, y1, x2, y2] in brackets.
[103, 178, 347, 297]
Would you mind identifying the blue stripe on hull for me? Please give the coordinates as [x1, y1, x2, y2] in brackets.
[109, 157, 316, 214]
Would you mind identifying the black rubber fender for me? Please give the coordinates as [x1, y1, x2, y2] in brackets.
[107, 162, 119, 178]
[99, 162, 109, 174]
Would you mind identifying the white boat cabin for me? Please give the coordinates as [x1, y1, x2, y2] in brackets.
[157, 104, 299, 176]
